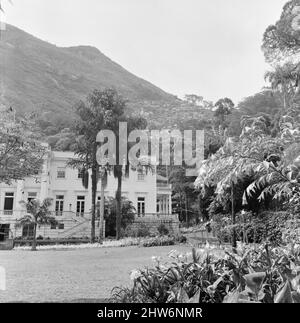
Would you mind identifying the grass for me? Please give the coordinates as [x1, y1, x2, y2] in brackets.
[0, 245, 191, 303]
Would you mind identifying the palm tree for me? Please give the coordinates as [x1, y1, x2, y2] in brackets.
[99, 167, 108, 241]
[265, 63, 300, 110]
[16, 198, 57, 251]
[70, 88, 150, 241]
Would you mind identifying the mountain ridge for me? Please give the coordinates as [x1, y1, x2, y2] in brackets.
[0, 24, 176, 114]
[0, 24, 211, 131]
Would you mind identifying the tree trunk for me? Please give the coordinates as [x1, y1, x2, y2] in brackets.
[179, 191, 183, 220]
[185, 192, 188, 225]
[32, 223, 37, 251]
[231, 181, 237, 249]
[99, 178, 105, 242]
[197, 193, 202, 224]
[115, 174, 122, 240]
[91, 166, 97, 243]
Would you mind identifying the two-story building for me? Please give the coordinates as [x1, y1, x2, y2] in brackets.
[0, 150, 173, 240]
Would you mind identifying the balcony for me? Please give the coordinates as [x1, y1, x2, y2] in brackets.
[157, 182, 171, 188]
[3, 210, 13, 216]
[135, 213, 178, 221]
[0, 210, 23, 220]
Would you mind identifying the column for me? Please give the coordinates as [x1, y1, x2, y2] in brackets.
[40, 153, 49, 202]
[15, 180, 25, 213]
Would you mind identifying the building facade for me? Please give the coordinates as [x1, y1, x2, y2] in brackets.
[0, 150, 173, 240]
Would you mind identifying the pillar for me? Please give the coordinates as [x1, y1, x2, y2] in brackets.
[15, 180, 25, 216]
[40, 150, 50, 202]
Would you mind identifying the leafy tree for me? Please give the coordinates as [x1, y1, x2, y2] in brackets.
[104, 197, 136, 237]
[16, 199, 57, 251]
[265, 62, 300, 110]
[47, 128, 77, 151]
[169, 166, 198, 224]
[0, 107, 46, 183]
[245, 116, 300, 214]
[184, 94, 204, 106]
[196, 110, 300, 245]
[227, 91, 282, 137]
[262, 0, 300, 63]
[214, 98, 234, 130]
[195, 115, 290, 247]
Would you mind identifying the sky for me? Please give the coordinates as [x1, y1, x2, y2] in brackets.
[2, 0, 288, 104]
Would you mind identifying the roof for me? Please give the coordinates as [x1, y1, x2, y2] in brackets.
[51, 151, 76, 159]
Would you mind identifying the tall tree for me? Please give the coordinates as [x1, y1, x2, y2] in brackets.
[184, 94, 204, 106]
[265, 62, 300, 110]
[0, 107, 46, 184]
[262, 0, 300, 63]
[214, 98, 234, 130]
[110, 116, 148, 240]
[69, 88, 148, 241]
[98, 167, 108, 241]
[68, 89, 118, 242]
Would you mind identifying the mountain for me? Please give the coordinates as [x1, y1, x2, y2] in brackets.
[0, 24, 211, 130]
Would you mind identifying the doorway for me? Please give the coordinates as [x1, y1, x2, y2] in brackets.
[0, 224, 10, 242]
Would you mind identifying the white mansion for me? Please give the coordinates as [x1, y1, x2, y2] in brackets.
[0, 150, 173, 240]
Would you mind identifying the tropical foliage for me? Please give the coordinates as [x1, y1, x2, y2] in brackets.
[0, 108, 46, 184]
[111, 244, 300, 303]
[16, 199, 57, 251]
[103, 197, 136, 238]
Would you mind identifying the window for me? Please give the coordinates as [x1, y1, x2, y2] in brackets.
[57, 167, 66, 179]
[0, 224, 10, 242]
[28, 192, 37, 203]
[78, 169, 84, 179]
[58, 223, 65, 230]
[4, 192, 14, 215]
[55, 195, 64, 216]
[50, 223, 57, 230]
[137, 170, 145, 181]
[137, 197, 145, 216]
[76, 196, 85, 217]
[22, 224, 34, 238]
[97, 196, 101, 208]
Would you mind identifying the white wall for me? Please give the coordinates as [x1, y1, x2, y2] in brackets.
[0, 151, 159, 218]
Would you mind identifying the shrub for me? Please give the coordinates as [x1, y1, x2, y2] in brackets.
[110, 243, 300, 303]
[174, 234, 187, 244]
[123, 223, 150, 238]
[211, 211, 290, 245]
[157, 223, 169, 236]
[141, 236, 175, 247]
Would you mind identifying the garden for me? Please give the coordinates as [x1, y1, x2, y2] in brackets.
[1, 0, 300, 305]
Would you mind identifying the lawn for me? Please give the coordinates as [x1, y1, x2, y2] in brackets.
[0, 245, 191, 303]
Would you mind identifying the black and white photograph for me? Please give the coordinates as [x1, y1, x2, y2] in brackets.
[0, 0, 300, 312]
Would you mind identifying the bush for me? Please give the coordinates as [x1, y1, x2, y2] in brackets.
[123, 223, 150, 238]
[111, 243, 300, 303]
[157, 224, 169, 236]
[174, 234, 187, 244]
[140, 236, 175, 248]
[211, 211, 290, 245]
